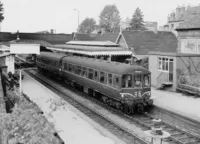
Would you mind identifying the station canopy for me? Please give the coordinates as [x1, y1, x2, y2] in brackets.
[47, 41, 133, 56]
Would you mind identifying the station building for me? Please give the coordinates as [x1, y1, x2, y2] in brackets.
[0, 53, 15, 74]
[149, 51, 200, 92]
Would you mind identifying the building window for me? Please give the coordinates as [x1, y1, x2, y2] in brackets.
[158, 57, 173, 71]
[171, 24, 174, 29]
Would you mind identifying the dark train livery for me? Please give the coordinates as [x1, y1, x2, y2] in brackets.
[36, 52, 153, 114]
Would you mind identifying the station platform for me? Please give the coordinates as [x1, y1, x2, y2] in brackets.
[21, 74, 124, 144]
[151, 87, 200, 122]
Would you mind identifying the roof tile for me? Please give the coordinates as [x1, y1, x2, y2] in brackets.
[74, 33, 119, 42]
[176, 14, 200, 30]
[121, 30, 177, 54]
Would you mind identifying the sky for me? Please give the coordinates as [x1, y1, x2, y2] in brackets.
[0, 0, 200, 34]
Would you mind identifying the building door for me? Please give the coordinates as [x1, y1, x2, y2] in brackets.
[169, 59, 173, 82]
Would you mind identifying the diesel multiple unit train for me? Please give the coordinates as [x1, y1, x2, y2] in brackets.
[36, 52, 153, 114]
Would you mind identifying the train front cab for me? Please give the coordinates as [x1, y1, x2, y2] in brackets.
[120, 71, 152, 112]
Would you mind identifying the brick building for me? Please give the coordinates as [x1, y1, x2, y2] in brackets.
[176, 14, 200, 54]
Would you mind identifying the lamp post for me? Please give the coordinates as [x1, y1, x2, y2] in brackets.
[74, 9, 79, 32]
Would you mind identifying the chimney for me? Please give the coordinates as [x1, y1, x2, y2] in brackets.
[50, 29, 54, 34]
[176, 6, 182, 18]
[100, 28, 104, 35]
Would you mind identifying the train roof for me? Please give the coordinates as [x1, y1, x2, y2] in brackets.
[37, 52, 66, 61]
[63, 56, 150, 75]
[38, 52, 150, 75]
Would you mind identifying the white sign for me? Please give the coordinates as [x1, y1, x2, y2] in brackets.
[181, 39, 200, 54]
[0, 45, 10, 51]
[10, 44, 40, 54]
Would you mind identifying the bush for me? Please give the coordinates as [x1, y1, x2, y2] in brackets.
[180, 75, 200, 87]
[0, 99, 60, 144]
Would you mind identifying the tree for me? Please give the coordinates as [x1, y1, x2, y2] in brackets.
[0, 1, 4, 23]
[129, 7, 146, 30]
[99, 4, 121, 33]
[78, 18, 96, 33]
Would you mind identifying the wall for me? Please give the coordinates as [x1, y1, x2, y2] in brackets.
[149, 54, 176, 90]
[5, 55, 15, 74]
[149, 55, 158, 87]
[179, 38, 200, 53]
[117, 35, 128, 49]
[0, 55, 15, 74]
[178, 30, 200, 53]
[176, 56, 200, 87]
[167, 21, 181, 36]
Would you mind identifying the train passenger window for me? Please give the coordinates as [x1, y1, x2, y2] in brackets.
[143, 74, 150, 87]
[113, 76, 120, 88]
[68, 64, 73, 72]
[82, 67, 87, 77]
[100, 72, 105, 83]
[122, 75, 132, 88]
[77, 66, 82, 75]
[116, 77, 119, 83]
[134, 73, 141, 87]
[74, 66, 79, 74]
[88, 69, 94, 79]
[107, 74, 112, 85]
[94, 71, 98, 81]
[64, 63, 68, 70]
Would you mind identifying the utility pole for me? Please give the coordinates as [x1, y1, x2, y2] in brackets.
[74, 9, 80, 32]
[17, 67, 37, 95]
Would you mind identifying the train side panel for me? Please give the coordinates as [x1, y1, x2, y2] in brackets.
[62, 70, 121, 100]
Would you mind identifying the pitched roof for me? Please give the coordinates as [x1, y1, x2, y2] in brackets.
[74, 33, 119, 43]
[66, 40, 119, 47]
[176, 14, 200, 30]
[10, 39, 52, 47]
[121, 30, 177, 55]
[0, 32, 73, 44]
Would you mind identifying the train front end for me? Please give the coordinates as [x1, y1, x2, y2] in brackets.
[120, 70, 153, 114]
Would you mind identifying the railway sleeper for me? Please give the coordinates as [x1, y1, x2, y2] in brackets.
[179, 137, 199, 144]
[173, 134, 189, 139]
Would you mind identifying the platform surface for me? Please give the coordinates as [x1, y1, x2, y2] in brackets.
[21, 74, 124, 144]
[152, 87, 200, 122]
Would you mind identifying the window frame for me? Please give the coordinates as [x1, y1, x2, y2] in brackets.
[158, 57, 173, 72]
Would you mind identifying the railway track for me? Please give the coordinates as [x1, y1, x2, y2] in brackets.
[148, 105, 200, 136]
[130, 114, 200, 144]
[26, 69, 200, 144]
[25, 69, 149, 144]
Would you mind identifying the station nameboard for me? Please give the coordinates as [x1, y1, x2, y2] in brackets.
[10, 44, 40, 54]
